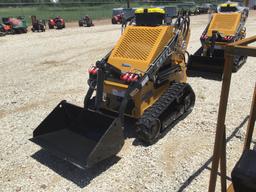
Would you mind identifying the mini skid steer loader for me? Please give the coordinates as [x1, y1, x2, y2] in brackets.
[31, 16, 46, 32]
[188, 1, 248, 79]
[30, 8, 195, 169]
[2, 16, 28, 34]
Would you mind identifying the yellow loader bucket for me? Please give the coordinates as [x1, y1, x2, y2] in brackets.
[30, 100, 124, 169]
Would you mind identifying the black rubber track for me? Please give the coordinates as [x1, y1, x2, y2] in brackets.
[136, 82, 195, 145]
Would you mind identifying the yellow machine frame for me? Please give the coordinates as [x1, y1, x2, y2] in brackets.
[104, 25, 189, 118]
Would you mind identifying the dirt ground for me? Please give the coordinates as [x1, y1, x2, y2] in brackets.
[0, 12, 255, 192]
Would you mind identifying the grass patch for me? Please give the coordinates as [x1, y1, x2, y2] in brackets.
[0, 4, 126, 23]
[0, 2, 181, 24]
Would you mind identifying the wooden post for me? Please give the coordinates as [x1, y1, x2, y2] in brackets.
[208, 36, 256, 192]
[244, 84, 256, 150]
[220, 127, 227, 192]
[208, 54, 234, 192]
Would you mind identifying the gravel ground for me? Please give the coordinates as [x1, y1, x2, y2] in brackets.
[0, 12, 255, 192]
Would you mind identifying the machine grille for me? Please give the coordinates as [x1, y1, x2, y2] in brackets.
[113, 27, 162, 61]
[108, 25, 172, 72]
[207, 13, 241, 36]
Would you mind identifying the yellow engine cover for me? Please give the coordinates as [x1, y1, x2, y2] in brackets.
[108, 25, 173, 73]
[207, 12, 241, 37]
